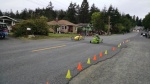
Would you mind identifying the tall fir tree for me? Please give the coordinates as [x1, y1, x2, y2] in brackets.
[45, 1, 56, 21]
[0, 10, 3, 16]
[20, 8, 28, 20]
[57, 9, 66, 20]
[10, 9, 15, 18]
[89, 4, 100, 21]
[79, 0, 89, 23]
[143, 13, 150, 30]
[75, 4, 80, 23]
[136, 16, 139, 26]
[66, 2, 77, 23]
[15, 10, 20, 18]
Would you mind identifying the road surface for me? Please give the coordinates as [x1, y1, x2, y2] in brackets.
[0, 32, 138, 84]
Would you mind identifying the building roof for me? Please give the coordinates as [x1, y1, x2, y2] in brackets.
[0, 16, 17, 22]
[47, 20, 76, 26]
[47, 20, 59, 25]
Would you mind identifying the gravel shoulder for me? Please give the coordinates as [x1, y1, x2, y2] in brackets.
[69, 36, 150, 84]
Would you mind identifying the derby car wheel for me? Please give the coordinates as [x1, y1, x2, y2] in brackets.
[71, 36, 74, 40]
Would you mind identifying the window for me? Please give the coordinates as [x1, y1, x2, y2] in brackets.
[62, 26, 64, 29]
[65, 26, 67, 29]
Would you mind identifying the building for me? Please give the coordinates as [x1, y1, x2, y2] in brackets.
[47, 20, 78, 33]
[0, 16, 19, 31]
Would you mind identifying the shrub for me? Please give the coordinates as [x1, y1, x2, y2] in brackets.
[13, 16, 49, 37]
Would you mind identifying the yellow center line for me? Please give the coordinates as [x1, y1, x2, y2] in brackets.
[32, 45, 66, 52]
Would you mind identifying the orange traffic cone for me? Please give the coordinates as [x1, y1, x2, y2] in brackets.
[99, 52, 103, 58]
[77, 62, 82, 71]
[112, 47, 116, 51]
[93, 55, 97, 61]
[46, 81, 49, 84]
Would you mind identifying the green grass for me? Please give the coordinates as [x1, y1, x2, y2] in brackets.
[30, 33, 78, 40]
[8, 32, 78, 40]
[48, 33, 77, 38]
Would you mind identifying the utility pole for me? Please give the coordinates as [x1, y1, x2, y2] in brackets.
[107, 16, 110, 35]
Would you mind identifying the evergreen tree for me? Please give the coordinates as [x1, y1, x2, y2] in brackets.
[0, 10, 3, 16]
[45, 1, 55, 21]
[9, 9, 15, 18]
[66, 2, 77, 23]
[57, 9, 67, 20]
[75, 4, 80, 23]
[143, 13, 150, 30]
[132, 15, 136, 26]
[20, 8, 28, 20]
[121, 15, 132, 32]
[136, 16, 139, 26]
[101, 6, 107, 24]
[79, 0, 89, 23]
[89, 4, 100, 21]
[133, 15, 136, 22]
[3, 11, 10, 16]
[137, 19, 142, 26]
[15, 10, 20, 18]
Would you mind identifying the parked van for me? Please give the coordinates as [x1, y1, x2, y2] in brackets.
[0, 22, 8, 39]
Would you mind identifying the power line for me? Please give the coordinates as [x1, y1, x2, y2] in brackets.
[26, 0, 46, 7]
[36, 0, 49, 5]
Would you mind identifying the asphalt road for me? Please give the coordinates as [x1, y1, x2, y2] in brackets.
[69, 32, 150, 84]
[0, 32, 138, 84]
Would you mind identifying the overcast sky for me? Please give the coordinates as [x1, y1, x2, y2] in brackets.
[0, 0, 150, 19]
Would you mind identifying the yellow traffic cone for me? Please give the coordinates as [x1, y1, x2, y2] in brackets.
[118, 44, 120, 48]
[66, 69, 71, 79]
[105, 50, 108, 55]
[87, 58, 91, 64]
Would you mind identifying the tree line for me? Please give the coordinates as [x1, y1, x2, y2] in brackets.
[143, 13, 150, 30]
[0, 0, 144, 34]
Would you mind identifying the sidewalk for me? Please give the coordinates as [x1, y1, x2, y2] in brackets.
[69, 35, 150, 84]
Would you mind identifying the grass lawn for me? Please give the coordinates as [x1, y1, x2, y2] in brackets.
[20, 33, 78, 40]
[48, 33, 77, 38]
[8, 32, 78, 40]
[31, 33, 78, 40]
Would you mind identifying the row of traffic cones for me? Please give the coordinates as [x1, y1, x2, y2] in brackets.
[66, 40, 130, 79]
[65, 48, 115, 79]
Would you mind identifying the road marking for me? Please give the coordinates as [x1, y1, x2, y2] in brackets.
[32, 45, 66, 52]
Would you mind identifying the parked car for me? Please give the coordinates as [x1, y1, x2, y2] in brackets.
[0, 22, 8, 39]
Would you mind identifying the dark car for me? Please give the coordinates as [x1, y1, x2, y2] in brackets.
[0, 22, 8, 39]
